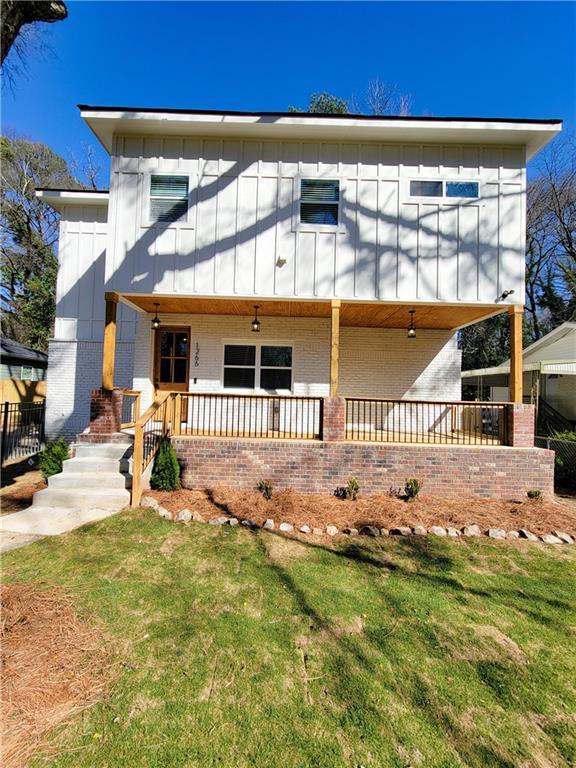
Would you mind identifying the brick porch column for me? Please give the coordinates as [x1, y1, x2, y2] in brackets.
[507, 403, 535, 447]
[88, 388, 123, 435]
[323, 396, 346, 441]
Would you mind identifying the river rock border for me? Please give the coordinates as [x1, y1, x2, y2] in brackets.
[140, 497, 574, 546]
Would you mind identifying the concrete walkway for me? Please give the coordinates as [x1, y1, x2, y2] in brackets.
[0, 530, 44, 554]
[0, 505, 121, 553]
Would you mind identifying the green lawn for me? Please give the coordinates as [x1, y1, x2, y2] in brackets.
[3, 509, 576, 768]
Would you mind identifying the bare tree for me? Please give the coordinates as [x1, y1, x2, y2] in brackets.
[1, 1, 67, 65]
[365, 78, 412, 116]
[69, 142, 105, 190]
[525, 136, 576, 337]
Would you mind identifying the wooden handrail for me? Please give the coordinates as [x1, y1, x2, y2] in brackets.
[131, 391, 171, 507]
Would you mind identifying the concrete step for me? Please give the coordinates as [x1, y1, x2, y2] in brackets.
[62, 456, 131, 474]
[73, 443, 132, 460]
[48, 471, 132, 490]
[32, 487, 130, 510]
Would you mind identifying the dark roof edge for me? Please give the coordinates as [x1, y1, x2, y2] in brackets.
[77, 105, 563, 125]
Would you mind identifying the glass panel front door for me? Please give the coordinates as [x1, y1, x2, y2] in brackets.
[155, 327, 190, 392]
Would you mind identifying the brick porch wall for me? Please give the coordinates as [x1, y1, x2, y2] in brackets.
[171, 438, 555, 500]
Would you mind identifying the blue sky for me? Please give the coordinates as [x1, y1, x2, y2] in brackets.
[2, 1, 574, 184]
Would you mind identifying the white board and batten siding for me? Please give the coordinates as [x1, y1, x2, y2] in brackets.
[107, 136, 526, 304]
[55, 204, 136, 342]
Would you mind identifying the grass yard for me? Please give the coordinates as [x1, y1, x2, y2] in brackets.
[2, 509, 576, 768]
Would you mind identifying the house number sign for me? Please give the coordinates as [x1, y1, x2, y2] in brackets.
[194, 342, 200, 367]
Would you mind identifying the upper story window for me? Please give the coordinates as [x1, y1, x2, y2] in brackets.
[300, 179, 340, 225]
[446, 181, 479, 198]
[410, 180, 479, 199]
[410, 180, 442, 197]
[149, 175, 189, 223]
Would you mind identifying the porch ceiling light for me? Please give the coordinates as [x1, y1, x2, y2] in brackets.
[407, 309, 416, 339]
[251, 305, 261, 333]
[151, 302, 161, 330]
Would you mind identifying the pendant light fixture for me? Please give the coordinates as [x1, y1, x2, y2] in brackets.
[407, 309, 416, 339]
[151, 302, 161, 330]
[251, 305, 261, 333]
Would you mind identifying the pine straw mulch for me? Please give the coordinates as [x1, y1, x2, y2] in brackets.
[1, 584, 110, 768]
[149, 487, 576, 536]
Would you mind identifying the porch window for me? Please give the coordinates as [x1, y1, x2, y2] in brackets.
[149, 175, 189, 223]
[223, 345, 256, 389]
[223, 344, 293, 391]
[260, 346, 292, 390]
[300, 179, 340, 225]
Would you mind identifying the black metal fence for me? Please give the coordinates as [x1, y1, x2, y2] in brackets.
[175, 393, 323, 440]
[345, 398, 508, 445]
[0, 400, 46, 465]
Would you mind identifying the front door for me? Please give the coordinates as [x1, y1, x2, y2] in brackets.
[154, 327, 191, 393]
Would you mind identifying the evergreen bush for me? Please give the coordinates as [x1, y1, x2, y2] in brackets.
[150, 440, 181, 491]
[38, 438, 69, 480]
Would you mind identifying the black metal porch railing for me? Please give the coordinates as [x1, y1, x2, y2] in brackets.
[172, 393, 323, 440]
[1, 400, 46, 464]
[345, 398, 508, 445]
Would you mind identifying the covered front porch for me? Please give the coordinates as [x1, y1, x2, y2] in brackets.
[90, 293, 531, 504]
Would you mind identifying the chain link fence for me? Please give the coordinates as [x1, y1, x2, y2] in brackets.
[535, 434, 576, 488]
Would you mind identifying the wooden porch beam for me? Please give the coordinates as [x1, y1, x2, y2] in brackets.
[102, 292, 119, 391]
[330, 300, 341, 397]
[508, 305, 523, 404]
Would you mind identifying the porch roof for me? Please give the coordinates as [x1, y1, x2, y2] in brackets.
[117, 293, 504, 331]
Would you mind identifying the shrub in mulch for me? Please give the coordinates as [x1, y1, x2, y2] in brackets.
[0, 584, 110, 768]
[148, 487, 576, 536]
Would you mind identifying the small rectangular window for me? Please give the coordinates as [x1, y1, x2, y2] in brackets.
[410, 180, 442, 197]
[21, 365, 34, 380]
[301, 179, 339, 225]
[446, 181, 479, 198]
[150, 175, 189, 223]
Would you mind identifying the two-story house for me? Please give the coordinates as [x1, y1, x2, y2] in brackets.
[36, 106, 561, 505]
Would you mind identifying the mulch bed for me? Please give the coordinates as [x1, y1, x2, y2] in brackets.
[0, 584, 109, 768]
[149, 487, 576, 536]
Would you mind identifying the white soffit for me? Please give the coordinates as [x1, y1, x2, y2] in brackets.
[36, 189, 109, 211]
[79, 107, 562, 159]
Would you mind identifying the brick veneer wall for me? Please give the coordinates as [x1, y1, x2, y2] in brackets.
[171, 437, 555, 500]
[508, 404, 535, 448]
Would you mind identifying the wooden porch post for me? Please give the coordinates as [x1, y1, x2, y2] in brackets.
[102, 292, 119, 392]
[508, 305, 523, 404]
[330, 300, 341, 398]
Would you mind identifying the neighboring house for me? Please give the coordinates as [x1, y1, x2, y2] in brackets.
[0, 339, 48, 402]
[462, 321, 576, 430]
[35, 106, 562, 500]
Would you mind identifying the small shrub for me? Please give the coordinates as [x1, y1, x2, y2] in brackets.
[527, 488, 542, 501]
[150, 440, 181, 491]
[388, 486, 403, 498]
[334, 486, 347, 499]
[257, 479, 273, 500]
[346, 477, 360, 501]
[404, 478, 422, 502]
[38, 438, 69, 480]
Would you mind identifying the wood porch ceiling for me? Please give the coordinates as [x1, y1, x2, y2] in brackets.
[120, 295, 504, 330]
